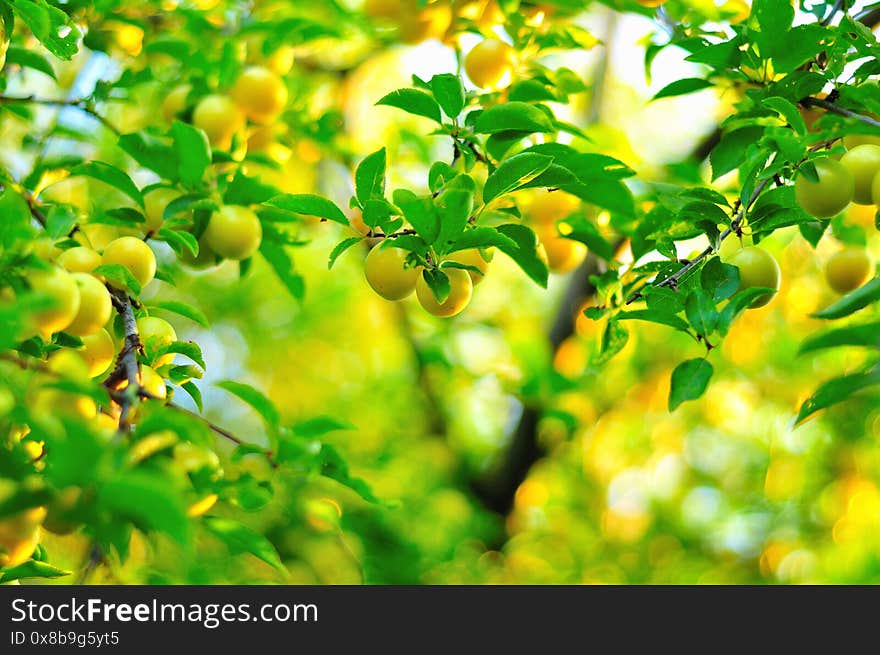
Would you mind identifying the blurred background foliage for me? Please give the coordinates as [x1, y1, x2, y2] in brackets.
[4, 0, 880, 584]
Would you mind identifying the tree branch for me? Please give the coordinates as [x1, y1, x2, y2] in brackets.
[103, 288, 142, 429]
[800, 96, 880, 128]
[0, 95, 121, 136]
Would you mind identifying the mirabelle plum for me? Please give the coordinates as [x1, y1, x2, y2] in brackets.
[464, 39, 513, 89]
[101, 237, 157, 290]
[139, 365, 167, 400]
[79, 329, 115, 378]
[794, 158, 854, 218]
[203, 205, 263, 260]
[162, 84, 192, 122]
[137, 316, 177, 367]
[143, 187, 180, 233]
[193, 94, 245, 150]
[26, 266, 81, 339]
[398, 2, 453, 44]
[415, 268, 473, 317]
[231, 66, 288, 123]
[727, 246, 781, 308]
[528, 191, 579, 224]
[840, 144, 880, 205]
[536, 226, 587, 273]
[447, 248, 491, 284]
[825, 248, 873, 294]
[364, 244, 420, 300]
[57, 247, 101, 274]
[65, 273, 112, 337]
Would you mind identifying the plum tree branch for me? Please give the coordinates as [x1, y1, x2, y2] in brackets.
[104, 288, 142, 429]
[0, 95, 121, 135]
[800, 96, 880, 128]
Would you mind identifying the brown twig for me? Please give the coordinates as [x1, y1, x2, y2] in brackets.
[0, 95, 121, 135]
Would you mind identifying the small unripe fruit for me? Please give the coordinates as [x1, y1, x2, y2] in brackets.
[27, 267, 81, 339]
[416, 268, 473, 317]
[231, 66, 288, 123]
[843, 133, 880, 150]
[727, 246, 781, 308]
[57, 247, 101, 274]
[447, 248, 490, 284]
[79, 328, 115, 378]
[794, 157, 854, 218]
[137, 316, 177, 367]
[65, 273, 112, 336]
[825, 248, 873, 294]
[840, 144, 880, 205]
[101, 237, 157, 291]
[528, 191, 579, 224]
[193, 94, 245, 150]
[364, 244, 420, 301]
[464, 39, 513, 89]
[203, 205, 263, 260]
[143, 187, 179, 233]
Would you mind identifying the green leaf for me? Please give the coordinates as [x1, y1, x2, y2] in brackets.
[69, 161, 144, 209]
[473, 102, 555, 135]
[203, 517, 286, 572]
[799, 322, 880, 355]
[617, 309, 691, 332]
[711, 127, 764, 180]
[118, 131, 179, 181]
[11, 0, 81, 59]
[217, 380, 280, 428]
[156, 341, 206, 370]
[652, 78, 713, 101]
[422, 268, 451, 303]
[593, 320, 629, 366]
[148, 300, 209, 328]
[430, 73, 465, 118]
[795, 367, 880, 425]
[91, 264, 141, 295]
[377, 88, 442, 123]
[45, 205, 78, 239]
[448, 226, 518, 253]
[98, 472, 190, 544]
[482, 153, 554, 204]
[315, 443, 381, 504]
[171, 120, 211, 186]
[812, 278, 880, 319]
[668, 358, 713, 411]
[355, 148, 387, 205]
[393, 189, 439, 243]
[562, 216, 613, 261]
[292, 416, 356, 438]
[685, 289, 718, 336]
[0, 559, 71, 583]
[5, 45, 55, 79]
[762, 96, 806, 135]
[495, 223, 549, 287]
[180, 381, 203, 412]
[260, 240, 305, 300]
[700, 257, 740, 302]
[157, 227, 199, 258]
[434, 189, 473, 252]
[328, 236, 362, 269]
[265, 193, 348, 226]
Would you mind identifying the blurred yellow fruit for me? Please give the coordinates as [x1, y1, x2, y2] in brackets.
[536, 227, 587, 274]
[193, 95, 245, 150]
[162, 84, 192, 122]
[528, 191, 579, 224]
[464, 39, 513, 89]
[825, 248, 873, 294]
[0, 507, 46, 568]
[231, 66, 288, 123]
